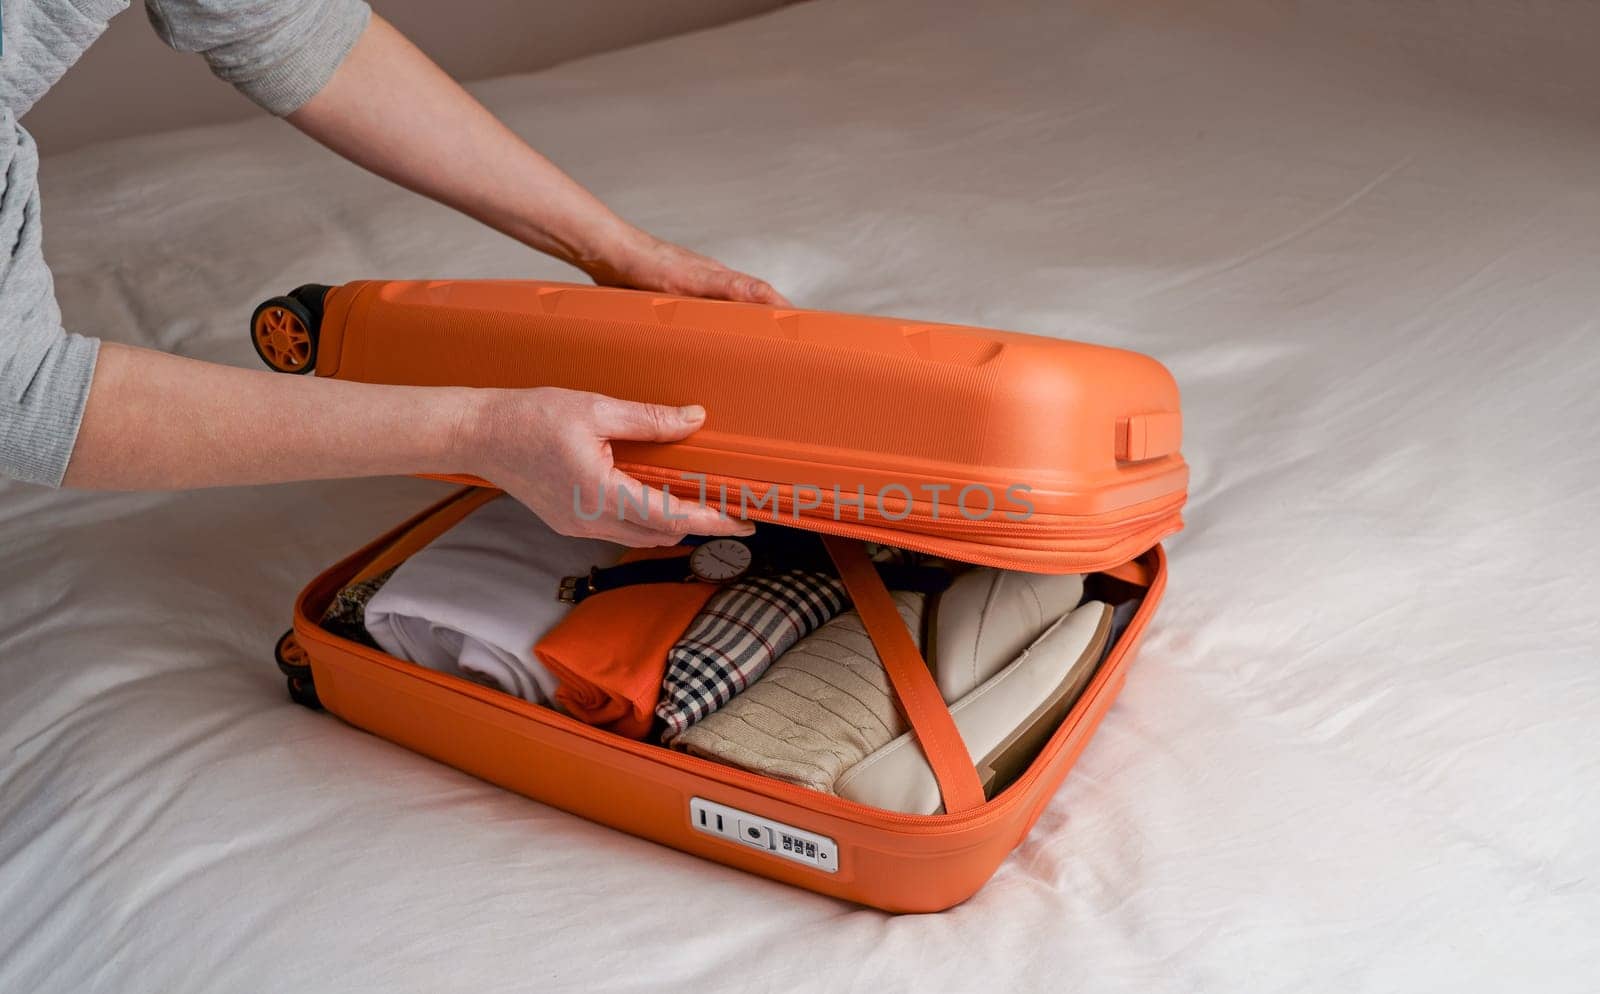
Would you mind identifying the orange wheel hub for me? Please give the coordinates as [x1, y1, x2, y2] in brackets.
[254, 306, 313, 372]
[279, 635, 308, 668]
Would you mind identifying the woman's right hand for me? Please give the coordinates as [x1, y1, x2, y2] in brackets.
[62, 345, 743, 551]
[461, 386, 754, 547]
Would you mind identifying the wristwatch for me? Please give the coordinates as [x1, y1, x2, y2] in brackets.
[558, 537, 756, 604]
[557, 530, 956, 604]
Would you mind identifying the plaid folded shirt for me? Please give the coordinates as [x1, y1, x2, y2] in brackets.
[656, 570, 848, 740]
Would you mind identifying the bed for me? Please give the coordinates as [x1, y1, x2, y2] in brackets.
[4, 1, 1597, 990]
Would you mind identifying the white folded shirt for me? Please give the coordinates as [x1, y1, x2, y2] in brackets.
[365, 496, 623, 702]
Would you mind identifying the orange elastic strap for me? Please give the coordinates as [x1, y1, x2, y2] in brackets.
[822, 534, 986, 814]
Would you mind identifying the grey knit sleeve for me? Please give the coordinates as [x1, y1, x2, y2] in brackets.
[144, 0, 372, 116]
[0, 119, 99, 487]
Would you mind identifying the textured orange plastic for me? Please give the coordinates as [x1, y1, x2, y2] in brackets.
[291, 489, 1168, 913]
[311, 279, 1187, 573]
[283, 279, 1186, 910]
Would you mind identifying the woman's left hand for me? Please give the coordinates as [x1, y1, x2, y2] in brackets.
[579, 227, 792, 306]
[290, 16, 791, 308]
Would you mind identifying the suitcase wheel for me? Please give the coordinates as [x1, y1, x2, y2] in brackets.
[286, 674, 323, 711]
[274, 629, 323, 711]
[274, 628, 310, 677]
[250, 295, 318, 374]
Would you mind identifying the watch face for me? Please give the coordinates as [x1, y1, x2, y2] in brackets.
[689, 538, 753, 582]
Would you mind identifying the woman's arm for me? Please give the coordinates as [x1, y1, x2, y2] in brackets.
[287, 15, 788, 305]
[42, 6, 774, 544]
[62, 343, 750, 547]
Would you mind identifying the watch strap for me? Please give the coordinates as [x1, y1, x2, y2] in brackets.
[558, 535, 956, 604]
[558, 555, 691, 604]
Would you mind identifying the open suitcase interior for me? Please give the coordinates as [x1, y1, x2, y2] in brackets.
[257, 280, 1186, 912]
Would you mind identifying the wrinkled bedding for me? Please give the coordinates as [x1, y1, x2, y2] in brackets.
[3, 1, 1597, 991]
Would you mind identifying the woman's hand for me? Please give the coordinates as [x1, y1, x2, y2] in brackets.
[577, 227, 791, 306]
[67, 346, 749, 549]
[463, 386, 754, 547]
[290, 17, 790, 309]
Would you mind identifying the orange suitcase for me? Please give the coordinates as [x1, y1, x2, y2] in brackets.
[256, 279, 1186, 912]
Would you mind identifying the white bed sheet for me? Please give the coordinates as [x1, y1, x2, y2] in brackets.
[4, 1, 1598, 990]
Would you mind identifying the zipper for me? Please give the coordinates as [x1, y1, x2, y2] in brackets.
[622, 464, 1186, 572]
[425, 470, 1190, 553]
[624, 465, 1180, 534]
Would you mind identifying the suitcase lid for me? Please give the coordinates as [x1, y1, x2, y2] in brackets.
[306, 279, 1186, 572]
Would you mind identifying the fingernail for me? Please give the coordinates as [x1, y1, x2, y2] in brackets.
[679, 405, 706, 422]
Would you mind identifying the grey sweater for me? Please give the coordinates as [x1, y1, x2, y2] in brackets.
[1, 0, 370, 486]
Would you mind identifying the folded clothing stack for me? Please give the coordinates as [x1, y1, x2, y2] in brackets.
[655, 570, 849, 738]
[670, 567, 1110, 812]
[360, 496, 622, 702]
[670, 591, 927, 793]
[317, 501, 1137, 814]
[535, 578, 716, 739]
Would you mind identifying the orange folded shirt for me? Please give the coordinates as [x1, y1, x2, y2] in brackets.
[535, 568, 716, 740]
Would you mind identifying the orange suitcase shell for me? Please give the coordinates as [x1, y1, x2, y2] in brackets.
[257, 279, 1186, 912]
